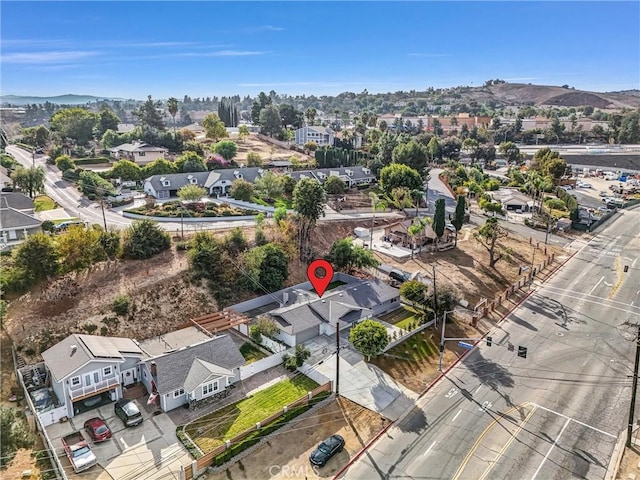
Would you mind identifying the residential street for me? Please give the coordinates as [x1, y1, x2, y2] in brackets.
[341, 206, 640, 479]
[6, 146, 403, 231]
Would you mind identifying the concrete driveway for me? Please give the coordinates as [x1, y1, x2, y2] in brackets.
[45, 400, 190, 479]
[300, 336, 417, 421]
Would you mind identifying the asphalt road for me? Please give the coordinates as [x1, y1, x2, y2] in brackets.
[6, 146, 402, 231]
[342, 206, 640, 480]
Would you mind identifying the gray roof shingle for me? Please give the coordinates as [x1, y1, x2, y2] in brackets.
[144, 335, 244, 394]
[42, 334, 143, 382]
[0, 206, 41, 230]
[0, 193, 35, 211]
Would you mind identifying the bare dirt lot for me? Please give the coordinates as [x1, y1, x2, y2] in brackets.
[207, 398, 383, 480]
[209, 133, 313, 166]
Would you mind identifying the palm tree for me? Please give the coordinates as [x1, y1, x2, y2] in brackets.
[167, 97, 179, 137]
[411, 189, 425, 218]
[369, 192, 387, 250]
[408, 219, 424, 259]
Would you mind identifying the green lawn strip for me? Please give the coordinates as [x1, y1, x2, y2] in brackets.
[186, 376, 319, 452]
[274, 198, 293, 209]
[52, 217, 79, 225]
[211, 391, 331, 467]
[326, 281, 346, 291]
[34, 195, 56, 212]
[392, 331, 438, 361]
[239, 343, 267, 363]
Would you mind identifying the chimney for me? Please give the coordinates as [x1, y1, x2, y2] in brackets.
[280, 292, 289, 307]
[70, 345, 77, 356]
[150, 361, 157, 378]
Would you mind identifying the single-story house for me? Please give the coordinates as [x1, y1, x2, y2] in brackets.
[1, 192, 35, 214]
[109, 141, 168, 165]
[0, 196, 42, 250]
[289, 166, 376, 189]
[143, 167, 267, 199]
[383, 219, 455, 249]
[490, 189, 534, 212]
[264, 278, 400, 347]
[140, 335, 245, 412]
[144, 165, 377, 199]
[41, 334, 145, 419]
[295, 126, 335, 147]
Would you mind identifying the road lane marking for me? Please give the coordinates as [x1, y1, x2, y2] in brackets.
[588, 276, 604, 295]
[479, 401, 492, 412]
[531, 418, 571, 480]
[478, 405, 539, 480]
[633, 257, 638, 268]
[452, 409, 462, 422]
[474, 385, 483, 394]
[423, 441, 436, 456]
[446, 388, 459, 398]
[531, 403, 616, 438]
[452, 402, 531, 480]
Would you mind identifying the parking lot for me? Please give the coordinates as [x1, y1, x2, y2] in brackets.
[45, 399, 190, 479]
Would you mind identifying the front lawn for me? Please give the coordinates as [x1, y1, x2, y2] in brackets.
[184, 376, 319, 452]
[34, 195, 56, 212]
[378, 306, 422, 330]
[239, 343, 267, 363]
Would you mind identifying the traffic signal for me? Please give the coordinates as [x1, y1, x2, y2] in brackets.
[486, 336, 492, 347]
[518, 346, 528, 358]
[624, 265, 629, 273]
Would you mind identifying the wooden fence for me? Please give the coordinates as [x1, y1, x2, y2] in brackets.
[183, 382, 332, 479]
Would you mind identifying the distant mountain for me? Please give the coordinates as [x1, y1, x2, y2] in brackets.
[0, 94, 128, 106]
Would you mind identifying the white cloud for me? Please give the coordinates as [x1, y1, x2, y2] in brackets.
[1, 51, 100, 64]
[103, 41, 201, 48]
[243, 25, 285, 33]
[177, 50, 270, 57]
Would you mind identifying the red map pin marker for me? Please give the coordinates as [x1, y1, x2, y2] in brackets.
[307, 259, 334, 298]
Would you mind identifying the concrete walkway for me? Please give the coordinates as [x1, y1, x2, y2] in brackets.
[300, 336, 418, 421]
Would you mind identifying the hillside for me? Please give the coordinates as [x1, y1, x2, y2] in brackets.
[0, 94, 127, 105]
[483, 83, 640, 109]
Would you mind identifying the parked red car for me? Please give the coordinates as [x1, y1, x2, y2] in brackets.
[83, 417, 111, 442]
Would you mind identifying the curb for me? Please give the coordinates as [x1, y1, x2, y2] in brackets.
[332, 244, 581, 480]
[605, 428, 627, 480]
[332, 417, 395, 480]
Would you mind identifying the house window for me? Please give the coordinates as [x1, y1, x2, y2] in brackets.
[202, 381, 219, 396]
[93, 372, 100, 383]
[103, 366, 112, 377]
[71, 376, 80, 387]
[138, 152, 146, 157]
[173, 388, 185, 398]
[162, 181, 170, 187]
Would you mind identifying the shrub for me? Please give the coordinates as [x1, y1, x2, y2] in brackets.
[0, 406, 34, 467]
[55, 154, 76, 172]
[249, 325, 262, 344]
[83, 323, 98, 334]
[122, 219, 171, 260]
[112, 295, 130, 316]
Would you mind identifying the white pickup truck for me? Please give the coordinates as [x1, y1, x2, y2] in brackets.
[61, 432, 97, 473]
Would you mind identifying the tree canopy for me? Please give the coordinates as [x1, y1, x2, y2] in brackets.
[212, 140, 238, 161]
[178, 184, 207, 203]
[329, 238, 379, 273]
[50, 107, 97, 145]
[133, 95, 166, 131]
[243, 243, 289, 292]
[13, 233, 59, 281]
[202, 113, 228, 141]
[11, 166, 45, 198]
[379, 163, 423, 196]
[122, 219, 171, 260]
[349, 319, 389, 361]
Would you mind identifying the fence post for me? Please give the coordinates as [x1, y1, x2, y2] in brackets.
[191, 460, 199, 477]
[179, 465, 186, 480]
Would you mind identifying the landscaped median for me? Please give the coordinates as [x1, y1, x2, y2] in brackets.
[124, 200, 260, 219]
[178, 376, 331, 471]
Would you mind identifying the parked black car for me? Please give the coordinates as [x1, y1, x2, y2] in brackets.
[114, 399, 143, 427]
[309, 434, 344, 467]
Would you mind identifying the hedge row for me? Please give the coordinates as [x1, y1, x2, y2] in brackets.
[73, 157, 112, 165]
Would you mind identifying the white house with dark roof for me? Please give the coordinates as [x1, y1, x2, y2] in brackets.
[262, 277, 400, 347]
[295, 126, 335, 147]
[40, 334, 145, 419]
[289, 166, 376, 189]
[0, 194, 42, 251]
[140, 335, 245, 412]
[143, 167, 267, 199]
[109, 141, 168, 165]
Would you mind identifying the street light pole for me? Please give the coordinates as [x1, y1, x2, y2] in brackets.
[439, 310, 450, 371]
[627, 324, 640, 447]
[334, 301, 340, 396]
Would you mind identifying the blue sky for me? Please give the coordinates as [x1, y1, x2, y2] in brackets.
[1, 1, 638, 100]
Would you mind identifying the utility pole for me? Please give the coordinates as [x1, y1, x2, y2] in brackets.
[100, 199, 107, 230]
[335, 308, 340, 397]
[432, 264, 438, 325]
[627, 324, 640, 447]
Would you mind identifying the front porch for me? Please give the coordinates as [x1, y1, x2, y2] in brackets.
[69, 376, 119, 402]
